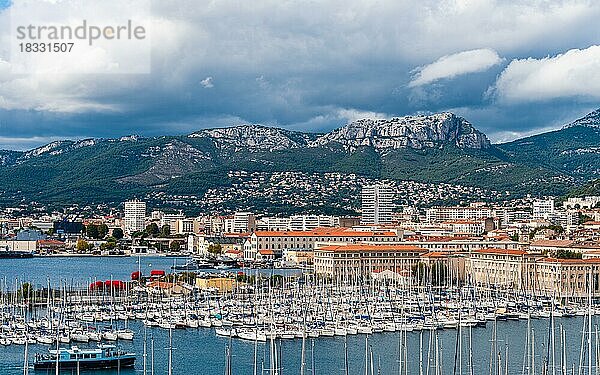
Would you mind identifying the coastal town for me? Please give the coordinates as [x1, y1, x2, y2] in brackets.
[2, 0, 600, 372]
[2, 186, 600, 298]
[3, 186, 600, 373]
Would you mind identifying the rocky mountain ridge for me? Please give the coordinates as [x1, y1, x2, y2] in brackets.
[310, 112, 491, 151]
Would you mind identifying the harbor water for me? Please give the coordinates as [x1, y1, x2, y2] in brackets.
[0, 257, 596, 374]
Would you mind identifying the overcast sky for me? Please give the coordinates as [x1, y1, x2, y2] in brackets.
[1, 0, 600, 150]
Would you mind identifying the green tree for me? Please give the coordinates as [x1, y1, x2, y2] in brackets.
[160, 224, 171, 237]
[98, 224, 109, 238]
[85, 224, 99, 239]
[146, 223, 159, 236]
[207, 244, 222, 255]
[76, 239, 91, 252]
[554, 249, 582, 259]
[170, 241, 182, 251]
[112, 227, 124, 240]
[100, 236, 118, 251]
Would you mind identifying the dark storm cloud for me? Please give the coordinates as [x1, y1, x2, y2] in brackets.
[1, 0, 600, 150]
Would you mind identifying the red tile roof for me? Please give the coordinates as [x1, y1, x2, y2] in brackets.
[317, 244, 426, 253]
[530, 240, 575, 247]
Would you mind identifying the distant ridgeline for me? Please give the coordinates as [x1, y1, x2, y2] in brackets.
[0, 109, 599, 212]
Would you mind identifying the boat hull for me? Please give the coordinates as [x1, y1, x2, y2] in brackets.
[33, 357, 135, 370]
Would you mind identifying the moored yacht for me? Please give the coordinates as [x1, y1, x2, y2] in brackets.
[33, 344, 135, 370]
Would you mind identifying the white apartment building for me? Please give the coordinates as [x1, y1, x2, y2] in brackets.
[564, 196, 600, 210]
[288, 215, 339, 231]
[440, 220, 485, 236]
[361, 185, 394, 225]
[256, 217, 291, 231]
[533, 199, 555, 220]
[160, 212, 186, 234]
[426, 206, 493, 223]
[224, 212, 256, 233]
[124, 199, 146, 234]
[550, 210, 579, 229]
[174, 219, 196, 235]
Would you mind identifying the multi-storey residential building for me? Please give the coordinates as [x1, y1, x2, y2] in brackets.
[564, 196, 600, 210]
[288, 215, 339, 231]
[174, 218, 196, 234]
[313, 243, 427, 278]
[245, 227, 401, 260]
[549, 210, 579, 229]
[256, 217, 291, 231]
[426, 206, 493, 223]
[361, 185, 394, 225]
[440, 220, 485, 236]
[160, 212, 185, 234]
[533, 199, 555, 220]
[124, 199, 146, 234]
[224, 212, 256, 233]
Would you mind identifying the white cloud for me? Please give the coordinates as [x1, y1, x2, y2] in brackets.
[200, 76, 214, 88]
[409, 48, 502, 87]
[492, 45, 600, 102]
[1, 0, 600, 146]
[336, 108, 388, 122]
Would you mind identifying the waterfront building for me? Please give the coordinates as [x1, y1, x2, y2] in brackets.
[124, 199, 146, 234]
[361, 184, 394, 225]
[313, 243, 427, 278]
[526, 257, 600, 298]
[282, 249, 314, 266]
[245, 227, 401, 260]
[529, 239, 600, 256]
[467, 248, 529, 289]
[195, 277, 242, 293]
[0, 239, 37, 252]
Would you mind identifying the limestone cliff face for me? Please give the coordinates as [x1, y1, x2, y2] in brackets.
[310, 113, 491, 151]
[189, 125, 312, 152]
[563, 108, 600, 129]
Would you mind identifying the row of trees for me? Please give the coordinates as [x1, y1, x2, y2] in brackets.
[83, 224, 123, 240]
[76, 236, 120, 252]
[131, 223, 172, 239]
